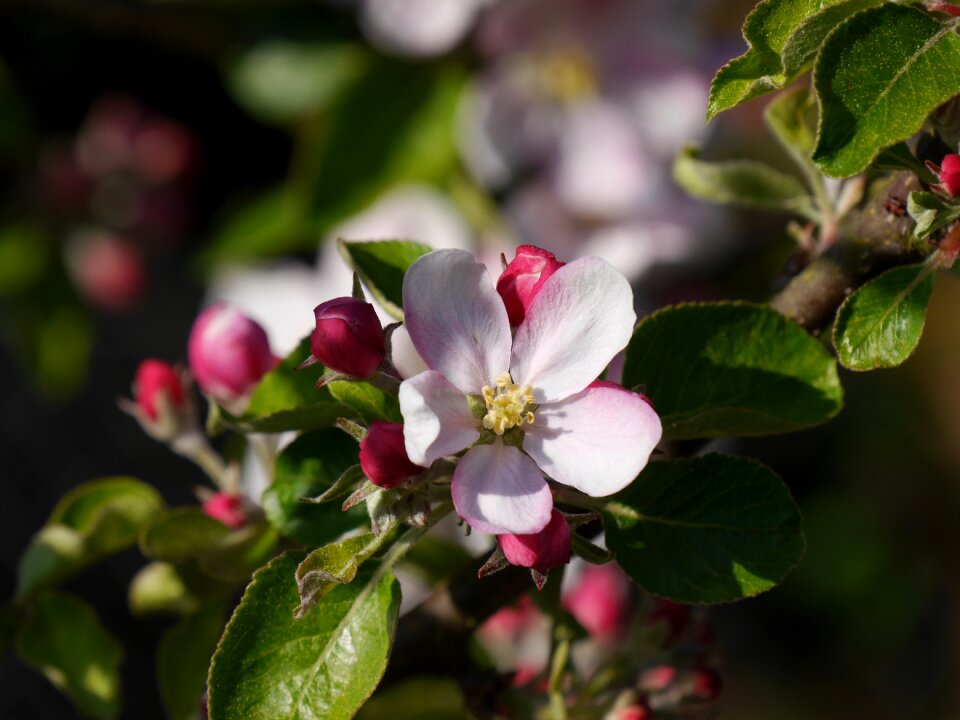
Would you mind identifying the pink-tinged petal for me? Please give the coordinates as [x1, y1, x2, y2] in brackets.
[510, 257, 635, 403]
[524, 382, 661, 496]
[399, 370, 480, 466]
[403, 249, 512, 394]
[452, 442, 552, 535]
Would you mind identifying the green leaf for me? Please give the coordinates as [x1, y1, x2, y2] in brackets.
[157, 601, 229, 720]
[764, 86, 816, 157]
[139, 508, 233, 562]
[294, 534, 376, 619]
[311, 61, 464, 231]
[301, 464, 366, 505]
[128, 562, 227, 617]
[907, 191, 960, 239]
[0, 223, 51, 296]
[17, 477, 165, 600]
[263, 429, 369, 545]
[673, 146, 814, 217]
[813, 6, 960, 177]
[207, 551, 401, 720]
[605, 455, 805, 603]
[833, 264, 935, 371]
[228, 41, 368, 124]
[328, 380, 403, 423]
[622, 302, 843, 439]
[337, 239, 432, 320]
[218, 336, 350, 434]
[15, 592, 122, 719]
[708, 0, 885, 118]
[195, 522, 281, 584]
[356, 677, 472, 720]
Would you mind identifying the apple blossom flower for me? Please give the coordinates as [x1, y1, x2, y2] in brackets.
[64, 230, 146, 312]
[310, 297, 385, 378]
[496, 245, 564, 326]
[398, 249, 662, 534]
[359, 421, 427, 488]
[188, 303, 277, 409]
[202, 492, 249, 529]
[498, 509, 571, 572]
[476, 595, 551, 678]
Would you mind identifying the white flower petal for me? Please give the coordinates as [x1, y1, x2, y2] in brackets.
[403, 249, 512, 394]
[524, 382, 662, 497]
[451, 442, 553, 535]
[399, 370, 480, 466]
[511, 257, 636, 403]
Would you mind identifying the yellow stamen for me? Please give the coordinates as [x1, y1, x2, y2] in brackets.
[481, 372, 537, 436]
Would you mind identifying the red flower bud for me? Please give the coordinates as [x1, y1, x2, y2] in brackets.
[65, 231, 146, 312]
[188, 304, 276, 404]
[639, 665, 678, 692]
[202, 493, 248, 529]
[359, 421, 426, 488]
[496, 245, 565, 326]
[498, 509, 571, 573]
[927, 153, 960, 196]
[311, 297, 385, 378]
[134, 359, 185, 421]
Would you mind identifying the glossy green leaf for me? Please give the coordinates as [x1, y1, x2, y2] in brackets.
[337, 239, 432, 319]
[708, 0, 884, 118]
[907, 191, 960, 239]
[813, 6, 960, 177]
[673, 146, 814, 217]
[622, 302, 843, 439]
[17, 477, 165, 600]
[228, 41, 368, 124]
[157, 601, 229, 720]
[294, 534, 376, 619]
[833, 264, 934, 371]
[15, 592, 122, 719]
[328, 380, 402, 423]
[217, 336, 349, 434]
[195, 522, 281, 584]
[207, 551, 401, 720]
[356, 677, 472, 720]
[605, 455, 805, 603]
[263, 429, 369, 545]
[139, 508, 232, 562]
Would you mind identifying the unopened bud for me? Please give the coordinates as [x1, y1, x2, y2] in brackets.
[610, 705, 652, 720]
[496, 245, 564, 326]
[134, 359, 186, 422]
[639, 665, 678, 692]
[687, 667, 722, 701]
[927, 153, 960, 196]
[498, 509, 571, 573]
[358, 421, 426, 488]
[188, 303, 276, 407]
[64, 230, 146, 312]
[311, 297, 385, 378]
[202, 493, 248, 529]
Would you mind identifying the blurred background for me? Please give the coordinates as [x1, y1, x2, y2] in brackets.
[2, 0, 960, 717]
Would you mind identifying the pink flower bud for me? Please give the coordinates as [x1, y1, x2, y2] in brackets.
[134, 359, 185, 421]
[496, 245, 565, 325]
[927, 154, 960, 196]
[561, 564, 630, 640]
[359, 421, 426, 488]
[202, 493, 248, 529]
[498, 509, 571, 573]
[188, 304, 276, 404]
[311, 297, 385, 378]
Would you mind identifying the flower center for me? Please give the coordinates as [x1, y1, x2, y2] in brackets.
[534, 45, 597, 103]
[481, 372, 536, 436]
